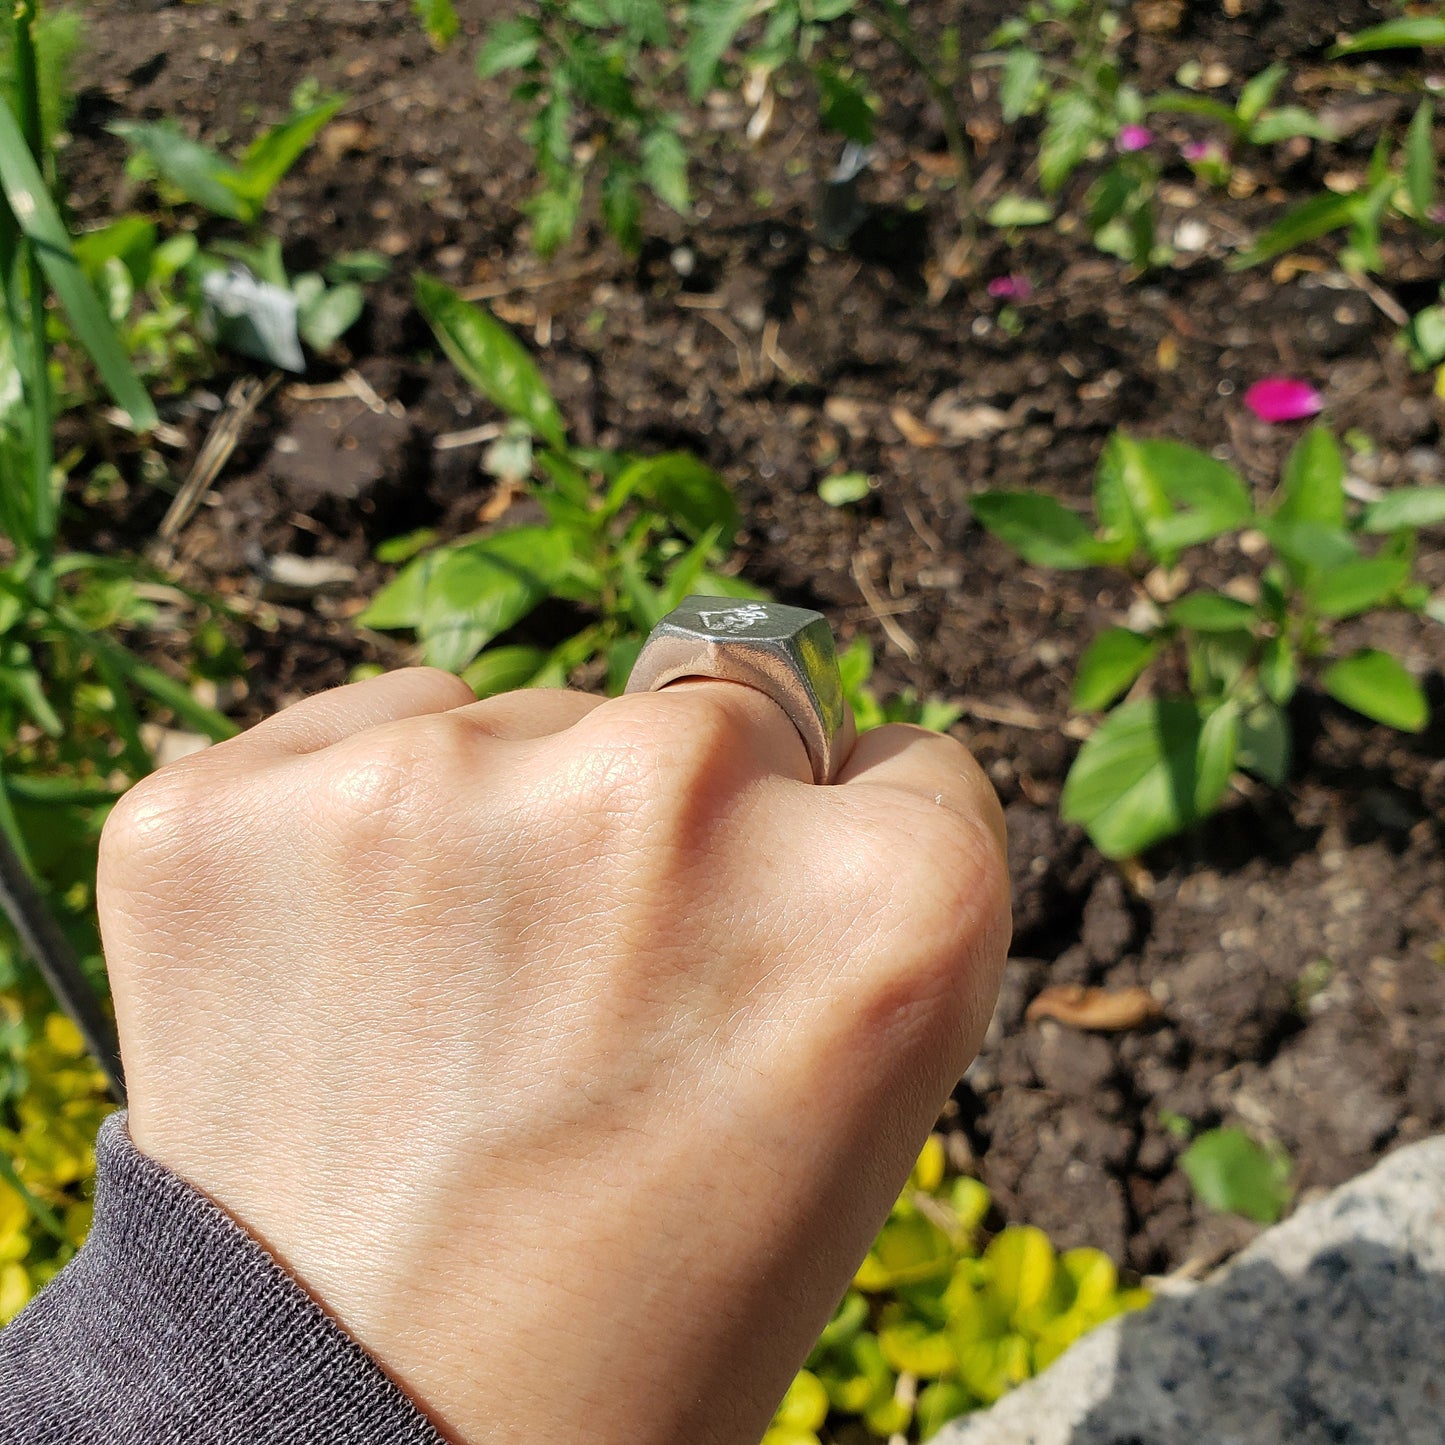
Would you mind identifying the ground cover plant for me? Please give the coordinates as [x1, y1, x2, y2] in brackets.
[9, 0, 1445, 1435]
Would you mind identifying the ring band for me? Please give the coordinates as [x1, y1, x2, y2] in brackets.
[625, 596, 852, 784]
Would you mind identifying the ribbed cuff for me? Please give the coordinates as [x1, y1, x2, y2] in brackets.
[0, 1111, 447, 1445]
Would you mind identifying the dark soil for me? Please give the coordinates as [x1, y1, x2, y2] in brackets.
[67, 0, 1445, 1278]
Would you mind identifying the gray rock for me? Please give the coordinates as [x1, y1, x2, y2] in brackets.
[934, 1135, 1445, 1445]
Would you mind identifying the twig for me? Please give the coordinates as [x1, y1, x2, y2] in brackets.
[434, 422, 503, 451]
[693, 310, 755, 387]
[1348, 270, 1409, 327]
[457, 262, 605, 303]
[903, 498, 943, 554]
[156, 374, 278, 548]
[0, 826, 124, 1101]
[851, 552, 920, 661]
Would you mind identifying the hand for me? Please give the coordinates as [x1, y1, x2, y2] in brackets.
[99, 668, 1009, 1444]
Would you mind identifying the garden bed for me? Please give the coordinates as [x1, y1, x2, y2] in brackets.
[69, 0, 1445, 1277]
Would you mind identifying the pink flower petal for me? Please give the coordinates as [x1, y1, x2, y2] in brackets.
[1117, 124, 1153, 153]
[1182, 140, 1220, 162]
[986, 272, 1032, 300]
[1243, 377, 1324, 424]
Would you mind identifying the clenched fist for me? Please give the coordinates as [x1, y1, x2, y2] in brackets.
[99, 668, 1009, 1444]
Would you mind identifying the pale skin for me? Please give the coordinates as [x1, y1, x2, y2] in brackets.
[99, 668, 1010, 1444]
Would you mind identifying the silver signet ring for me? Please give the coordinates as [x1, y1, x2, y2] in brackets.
[625, 596, 855, 784]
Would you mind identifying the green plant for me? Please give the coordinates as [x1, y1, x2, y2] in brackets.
[1150, 61, 1336, 151]
[972, 426, 1442, 857]
[1330, 10, 1445, 57]
[360, 275, 756, 691]
[764, 1136, 1151, 1442]
[1232, 97, 1438, 273]
[1180, 1126, 1292, 1225]
[0, 2, 244, 1315]
[113, 85, 345, 225]
[472, 0, 978, 256]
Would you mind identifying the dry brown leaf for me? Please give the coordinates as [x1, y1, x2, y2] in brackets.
[890, 405, 942, 448]
[1026, 985, 1164, 1032]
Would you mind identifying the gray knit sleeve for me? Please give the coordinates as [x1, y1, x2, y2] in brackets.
[0, 1112, 448, 1445]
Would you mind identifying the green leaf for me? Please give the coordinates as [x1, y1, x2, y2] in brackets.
[1275, 424, 1344, 527]
[1321, 649, 1428, 732]
[609, 451, 739, 547]
[235, 94, 345, 205]
[970, 492, 1108, 570]
[1061, 698, 1239, 858]
[524, 171, 583, 257]
[1304, 557, 1409, 618]
[1360, 486, 1445, 533]
[1237, 699, 1291, 784]
[1247, 106, 1337, 144]
[686, 0, 755, 102]
[1109, 435, 1252, 558]
[1261, 518, 1358, 578]
[1259, 635, 1298, 705]
[1181, 1127, 1291, 1224]
[1000, 48, 1042, 123]
[478, 16, 541, 75]
[1146, 91, 1242, 129]
[1403, 303, 1445, 371]
[413, 0, 460, 47]
[1072, 628, 1158, 712]
[815, 64, 875, 145]
[639, 124, 690, 213]
[1236, 62, 1286, 126]
[819, 472, 870, 507]
[461, 643, 549, 697]
[601, 162, 642, 251]
[418, 528, 573, 671]
[358, 551, 435, 630]
[985, 1226, 1057, 1323]
[110, 119, 248, 219]
[985, 193, 1054, 227]
[296, 280, 364, 352]
[1329, 17, 1445, 55]
[0, 104, 158, 431]
[415, 275, 566, 448]
[1039, 88, 1099, 194]
[1229, 190, 1360, 270]
[1169, 591, 1259, 632]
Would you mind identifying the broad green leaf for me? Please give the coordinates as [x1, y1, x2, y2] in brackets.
[418, 528, 572, 671]
[815, 64, 875, 145]
[1169, 592, 1259, 633]
[110, 119, 248, 219]
[1404, 303, 1445, 370]
[412, 0, 459, 47]
[1072, 628, 1158, 712]
[639, 124, 690, 212]
[1247, 106, 1337, 144]
[72, 215, 157, 287]
[0, 104, 158, 431]
[686, 0, 755, 102]
[916, 1380, 976, 1441]
[1261, 518, 1358, 577]
[970, 492, 1107, 570]
[415, 275, 566, 448]
[1106, 435, 1252, 558]
[461, 643, 549, 697]
[296, 280, 364, 353]
[1061, 698, 1239, 857]
[1000, 48, 1042, 123]
[608, 451, 739, 546]
[1237, 699, 1291, 784]
[1259, 635, 1298, 705]
[1181, 1127, 1290, 1224]
[1329, 17, 1445, 55]
[819, 472, 870, 506]
[357, 551, 436, 629]
[877, 1317, 954, 1379]
[477, 16, 541, 75]
[1236, 62, 1286, 126]
[1275, 424, 1344, 527]
[986, 1226, 1056, 1323]
[1229, 190, 1360, 270]
[985, 193, 1054, 227]
[1039, 88, 1098, 194]
[1360, 486, 1445, 533]
[1322, 649, 1428, 732]
[236, 94, 345, 205]
[771, 1371, 829, 1432]
[1187, 628, 1254, 699]
[1304, 557, 1408, 618]
[855, 1213, 953, 1291]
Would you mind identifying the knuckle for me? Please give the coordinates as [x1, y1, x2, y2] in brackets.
[101, 763, 211, 866]
[321, 713, 471, 820]
[395, 665, 477, 710]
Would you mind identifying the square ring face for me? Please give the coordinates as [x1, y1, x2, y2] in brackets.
[666, 596, 825, 644]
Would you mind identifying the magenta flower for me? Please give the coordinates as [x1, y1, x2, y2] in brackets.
[1429, 203, 1445, 225]
[1243, 377, 1324, 423]
[987, 272, 1033, 300]
[1116, 124, 1153, 153]
[1182, 140, 1221, 162]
